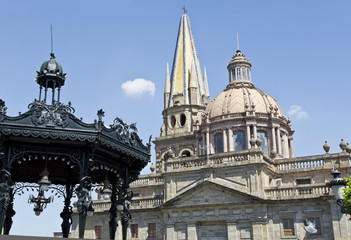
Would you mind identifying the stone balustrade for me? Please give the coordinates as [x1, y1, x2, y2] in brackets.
[265, 184, 331, 200]
[130, 196, 164, 209]
[130, 174, 164, 187]
[90, 196, 164, 212]
[277, 153, 350, 172]
[167, 151, 251, 172]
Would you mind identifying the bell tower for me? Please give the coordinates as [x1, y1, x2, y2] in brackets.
[154, 12, 210, 173]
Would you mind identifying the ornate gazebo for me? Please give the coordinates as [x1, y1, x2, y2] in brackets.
[0, 52, 150, 239]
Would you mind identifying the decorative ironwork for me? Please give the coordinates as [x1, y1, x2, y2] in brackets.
[0, 53, 150, 239]
[3, 192, 15, 235]
[0, 100, 6, 122]
[28, 100, 75, 128]
[109, 179, 118, 240]
[77, 176, 93, 239]
[112, 117, 138, 144]
[60, 184, 74, 238]
[28, 189, 53, 216]
[0, 169, 13, 232]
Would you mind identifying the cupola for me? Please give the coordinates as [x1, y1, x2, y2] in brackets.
[227, 50, 252, 87]
[35, 52, 67, 104]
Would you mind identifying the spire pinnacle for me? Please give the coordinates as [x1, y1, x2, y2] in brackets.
[165, 62, 170, 94]
[51, 24, 54, 57]
[236, 32, 240, 51]
[204, 67, 210, 97]
[182, 0, 187, 14]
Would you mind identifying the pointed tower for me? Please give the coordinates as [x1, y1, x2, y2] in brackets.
[154, 12, 210, 173]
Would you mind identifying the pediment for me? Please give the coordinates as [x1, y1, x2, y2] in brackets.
[163, 180, 263, 208]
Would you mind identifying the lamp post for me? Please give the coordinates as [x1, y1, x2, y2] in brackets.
[327, 168, 347, 213]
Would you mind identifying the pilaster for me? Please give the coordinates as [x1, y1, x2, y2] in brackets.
[227, 222, 238, 240]
[166, 224, 175, 240]
[223, 128, 228, 152]
[187, 223, 197, 240]
[246, 125, 250, 150]
[229, 128, 234, 152]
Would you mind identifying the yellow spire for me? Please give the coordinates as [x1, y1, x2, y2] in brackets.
[204, 67, 210, 97]
[168, 13, 208, 107]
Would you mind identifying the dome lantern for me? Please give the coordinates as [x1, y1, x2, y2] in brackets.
[227, 49, 252, 87]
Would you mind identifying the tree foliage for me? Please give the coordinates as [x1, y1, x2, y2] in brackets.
[343, 178, 351, 216]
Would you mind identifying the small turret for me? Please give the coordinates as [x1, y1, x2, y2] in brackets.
[35, 52, 67, 104]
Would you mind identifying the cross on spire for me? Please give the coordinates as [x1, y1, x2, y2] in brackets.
[182, 0, 187, 14]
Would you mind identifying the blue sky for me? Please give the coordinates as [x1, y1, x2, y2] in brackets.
[1, 0, 351, 237]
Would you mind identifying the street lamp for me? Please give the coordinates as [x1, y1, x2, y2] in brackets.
[328, 168, 347, 213]
[38, 168, 51, 192]
[101, 179, 112, 200]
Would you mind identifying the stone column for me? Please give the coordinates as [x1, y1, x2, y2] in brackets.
[166, 224, 175, 240]
[253, 124, 257, 139]
[187, 223, 197, 240]
[246, 125, 250, 150]
[283, 135, 289, 158]
[276, 128, 281, 155]
[229, 128, 234, 152]
[210, 135, 214, 154]
[223, 128, 228, 152]
[206, 129, 210, 156]
[288, 137, 294, 158]
[329, 200, 351, 239]
[227, 222, 238, 240]
[271, 127, 276, 152]
[252, 221, 264, 240]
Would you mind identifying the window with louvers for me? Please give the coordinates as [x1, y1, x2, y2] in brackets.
[148, 223, 156, 238]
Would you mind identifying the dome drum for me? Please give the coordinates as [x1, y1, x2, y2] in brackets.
[197, 49, 294, 159]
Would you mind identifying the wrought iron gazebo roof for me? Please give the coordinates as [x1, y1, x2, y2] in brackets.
[0, 53, 151, 239]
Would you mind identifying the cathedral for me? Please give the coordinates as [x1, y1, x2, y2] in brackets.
[69, 12, 351, 240]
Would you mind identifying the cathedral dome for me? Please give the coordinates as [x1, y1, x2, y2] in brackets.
[206, 49, 284, 119]
[206, 84, 284, 119]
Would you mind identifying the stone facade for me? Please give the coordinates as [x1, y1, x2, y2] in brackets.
[70, 12, 351, 240]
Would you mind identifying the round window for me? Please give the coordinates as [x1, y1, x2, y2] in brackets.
[171, 115, 176, 128]
[181, 150, 191, 157]
[180, 113, 186, 126]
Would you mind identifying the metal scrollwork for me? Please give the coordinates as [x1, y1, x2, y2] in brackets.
[112, 117, 138, 145]
[0, 99, 7, 122]
[28, 100, 75, 128]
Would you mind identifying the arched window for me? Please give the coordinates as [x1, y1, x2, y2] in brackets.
[233, 130, 246, 151]
[257, 130, 268, 154]
[181, 150, 191, 157]
[214, 133, 223, 153]
[232, 69, 236, 81]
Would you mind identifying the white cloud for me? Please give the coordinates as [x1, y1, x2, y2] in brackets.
[288, 105, 309, 120]
[121, 78, 155, 98]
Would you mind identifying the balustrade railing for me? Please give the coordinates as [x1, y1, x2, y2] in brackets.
[265, 185, 331, 199]
[169, 151, 250, 171]
[130, 175, 164, 187]
[91, 196, 164, 212]
[277, 153, 349, 172]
